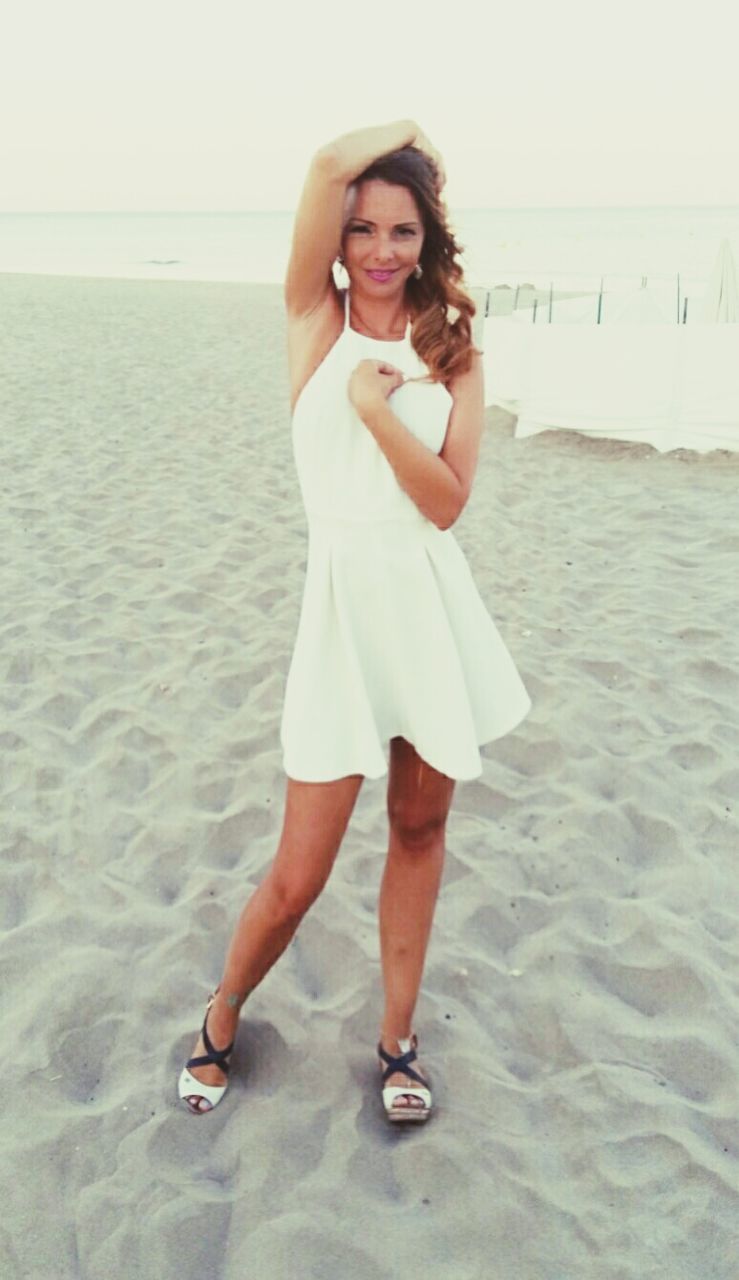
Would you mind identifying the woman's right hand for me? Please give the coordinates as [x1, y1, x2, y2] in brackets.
[323, 120, 446, 190]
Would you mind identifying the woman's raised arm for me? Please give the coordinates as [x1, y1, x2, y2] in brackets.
[284, 120, 419, 318]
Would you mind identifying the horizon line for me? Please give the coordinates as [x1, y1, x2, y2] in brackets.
[2, 202, 739, 215]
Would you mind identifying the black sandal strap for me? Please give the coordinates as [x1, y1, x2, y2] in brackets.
[377, 1042, 429, 1089]
[186, 1010, 235, 1073]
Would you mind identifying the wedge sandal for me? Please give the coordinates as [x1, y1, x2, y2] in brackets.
[178, 988, 236, 1115]
[378, 1034, 432, 1123]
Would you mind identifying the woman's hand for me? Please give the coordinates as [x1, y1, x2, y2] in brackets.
[324, 120, 418, 183]
[348, 360, 405, 420]
[322, 121, 446, 191]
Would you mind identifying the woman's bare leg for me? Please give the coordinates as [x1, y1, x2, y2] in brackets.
[379, 737, 455, 1108]
[186, 771, 364, 1090]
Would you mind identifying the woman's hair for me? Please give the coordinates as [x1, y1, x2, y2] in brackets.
[343, 147, 480, 385]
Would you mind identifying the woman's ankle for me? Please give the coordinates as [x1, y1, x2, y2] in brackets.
[211, 985, 246, 1026]
[379, 1026, 414, 1049]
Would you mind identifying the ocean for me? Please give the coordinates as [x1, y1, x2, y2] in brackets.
[1, 207, 737, 295]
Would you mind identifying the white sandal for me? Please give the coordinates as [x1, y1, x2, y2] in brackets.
[178, 988, 236, 1115]
[378, 1034, 432, 1123]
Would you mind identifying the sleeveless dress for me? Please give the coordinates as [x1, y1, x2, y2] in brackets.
[280, 288, 531, 782]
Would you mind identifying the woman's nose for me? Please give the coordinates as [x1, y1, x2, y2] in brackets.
[375, 242, 396, 263]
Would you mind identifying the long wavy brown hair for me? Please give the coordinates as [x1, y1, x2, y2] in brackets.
[342, 147, 481, 385]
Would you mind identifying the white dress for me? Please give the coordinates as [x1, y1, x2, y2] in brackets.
[280, 288, 531, 782]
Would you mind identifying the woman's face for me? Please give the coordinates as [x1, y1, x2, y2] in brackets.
[342, 179, 424, 296]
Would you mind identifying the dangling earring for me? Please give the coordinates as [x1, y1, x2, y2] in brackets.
[413, 263, 423, 279]
[334, 255, 350, 290]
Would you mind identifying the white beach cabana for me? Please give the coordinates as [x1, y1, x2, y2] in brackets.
[482, 241, 739, 453]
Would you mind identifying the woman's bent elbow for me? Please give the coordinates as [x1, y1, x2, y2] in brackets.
[436, 510, 460, 532]
[435, 490, 469, 531]
[313, 144, 341, 178]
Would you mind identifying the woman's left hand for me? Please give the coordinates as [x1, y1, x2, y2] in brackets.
[348, 359, 404, 420]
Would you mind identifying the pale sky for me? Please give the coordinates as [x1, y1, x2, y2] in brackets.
[2, 0, 737, 211]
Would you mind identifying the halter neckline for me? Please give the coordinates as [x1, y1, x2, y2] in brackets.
[343, 288, 411, 343]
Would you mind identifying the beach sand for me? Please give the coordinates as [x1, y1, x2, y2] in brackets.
[2, 272, 738, 1280]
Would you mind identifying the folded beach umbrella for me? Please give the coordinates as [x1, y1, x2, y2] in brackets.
[699, 238, 739, 322]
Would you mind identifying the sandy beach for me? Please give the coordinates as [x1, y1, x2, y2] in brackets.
[2, 271, 738, 1280]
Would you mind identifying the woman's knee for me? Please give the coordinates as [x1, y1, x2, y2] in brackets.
[265, 863, 328, 924]
[386, 738, 455, 853]
[387, 804, 448, 853]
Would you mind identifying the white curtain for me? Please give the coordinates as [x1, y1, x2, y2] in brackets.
[481, 243, 739, 453]
[482, 318, 739, 453]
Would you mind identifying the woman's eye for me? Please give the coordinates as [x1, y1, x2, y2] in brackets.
[348, 226, 416, 235]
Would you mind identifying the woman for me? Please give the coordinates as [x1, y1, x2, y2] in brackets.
[178, 120, 531, 1122]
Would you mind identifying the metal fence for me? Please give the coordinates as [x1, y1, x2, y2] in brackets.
[478, 273, 705, 324]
